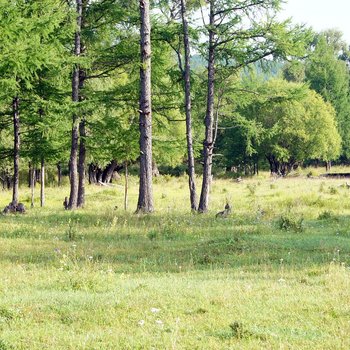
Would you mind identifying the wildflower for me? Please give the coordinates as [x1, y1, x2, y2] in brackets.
[151, 307, 160, 313]
[138, 320, 145, 326]
[155, 319, 163, 325]
[278, 278, 286, 283]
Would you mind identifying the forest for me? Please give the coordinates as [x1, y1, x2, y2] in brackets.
[1, 0, 349, 213]
[1, 1, 350, 349]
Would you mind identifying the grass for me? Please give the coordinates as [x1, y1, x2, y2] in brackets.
[0, 171, 350, 349]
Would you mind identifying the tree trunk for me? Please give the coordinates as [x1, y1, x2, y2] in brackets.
[102, 160, 117, 183]
[57, 162, 62, 187]
[40, 158, 45, 207]
[136, 0, 154, 213]
[180, 0, 197, 211]
[31, 165, 35, 208]
[124, 161, 128, 211]
[77, 118, 86, 207]
[152, 160, 160, 177]
[198, 5, 215, 213]
[88, 163, 97, 184]
[12, 96, 20, 205]
[35, 168, 40, 184]
[28, 162, 31, 188]
[0, 171, 4, 190]
[6, 170, 12, 190]
[68, 0, 83, 210]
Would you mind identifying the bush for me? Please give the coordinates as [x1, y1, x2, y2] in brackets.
[329, 186, 338, 195]
[318, 210, 335, 220]
[246, 184, 256, 196]
[278, 213, 304, 232]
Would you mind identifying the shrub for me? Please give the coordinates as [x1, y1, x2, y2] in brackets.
[278, 213, 304, 232]
[246, 184, 256, 196]
[318, 210, 335, 220]
[329, 186, 338, 195]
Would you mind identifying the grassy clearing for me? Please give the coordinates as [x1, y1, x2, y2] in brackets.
[0, 171, 350, 349]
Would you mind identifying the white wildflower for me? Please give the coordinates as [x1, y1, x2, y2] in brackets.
[151, 307, 160, 313]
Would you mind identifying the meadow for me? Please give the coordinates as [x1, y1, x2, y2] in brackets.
[0, 170, 350, 349]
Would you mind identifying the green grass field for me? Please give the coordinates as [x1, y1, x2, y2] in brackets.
[1, 171, 350, 349]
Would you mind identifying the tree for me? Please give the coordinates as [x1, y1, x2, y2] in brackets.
[196, 0, 309, 212]
[218, 79, 341, 175]
[155, 0, 199, 210]
[305, 32, 350, 158]
[0, 0, 71, 206]
[137, 0, 154, 213]
[181, 0, 198, 210]
[68, 0, 83, 209]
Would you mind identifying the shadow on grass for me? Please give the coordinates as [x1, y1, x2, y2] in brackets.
[0, 211, 349, 272]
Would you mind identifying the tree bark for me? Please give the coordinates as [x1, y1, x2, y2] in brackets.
[12, 96, 20, 205]
[152, 160, 160, 177]
[180, 0, 197, 211]
[136, 0, 154, 213]
[88, 163, 97, 184]
[198, 4, 215, 213]
[40, 158, 45, 207]
[68, 0, 83, 210]
[57, 162, 62, 187]
[35, 167, 40, 184]
[30, 165, 35, 208]
[77, 118, 86, 207]
[124, 161, 128, 211]
[28, 162, 31, 188]
[102, 160, 117, 183]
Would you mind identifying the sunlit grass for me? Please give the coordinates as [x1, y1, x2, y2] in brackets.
[0, 171, 349, 349]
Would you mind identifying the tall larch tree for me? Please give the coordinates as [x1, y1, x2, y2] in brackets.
[197, 0, 309, 212]
[180, 0, 198, 210]
[68, 0, 83, 209]
[0, 0, 71, 207]
[137, 0, 154, 213]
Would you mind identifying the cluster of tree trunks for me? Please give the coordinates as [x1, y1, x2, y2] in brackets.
[88, 160, 120, 184]
[0, 170, 13, 190]
[266, 155, 298, 176]
[28, 161, 45, 207]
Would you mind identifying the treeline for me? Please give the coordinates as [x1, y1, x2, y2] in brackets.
[0, 0, 349, 212]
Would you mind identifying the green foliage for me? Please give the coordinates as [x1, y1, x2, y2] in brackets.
[318, 210, 335, 220]
[217, 78, 341, 173]
[278, 212, 304, 232]
[305, 32, 350, 157]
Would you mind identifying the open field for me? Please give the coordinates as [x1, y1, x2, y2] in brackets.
[0, 171, 350, 349]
